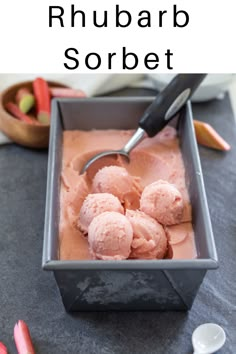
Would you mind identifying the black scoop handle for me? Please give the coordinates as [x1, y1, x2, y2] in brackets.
[139, 74, 206, 137]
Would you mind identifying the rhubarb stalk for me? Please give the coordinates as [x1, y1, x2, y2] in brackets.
[194, 119, 231, 151]
[6, 102, 39, 125]
[0, 342, 8, 354]
[33, 77, 51, 124]
[14, 320, 35, 354]
[50, 87, 86, 98]
[16, 88, 35, 114]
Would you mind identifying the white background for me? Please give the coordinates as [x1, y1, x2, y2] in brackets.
[0, 0, 236, 73]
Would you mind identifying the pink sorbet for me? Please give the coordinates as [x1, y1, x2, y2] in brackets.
[79, 193, 124, 234]
[88, 211, 133, 260]
[126, 210, 167, 259]
[165, 222, 197, 259]
[140, 180, 184, 225]
[92, 166, 142, 209]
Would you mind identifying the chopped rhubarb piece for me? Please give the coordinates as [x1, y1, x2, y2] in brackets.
[16, 88, 35, 114]
[14, 320, 35, 354]
[194, 120, 230, 151]
[37, 112, 50, 125]
[5, 102, 39, 125]
[33, 77, 51, 122]
[0, 342, 8, 354]
[50, 87, 86, 98]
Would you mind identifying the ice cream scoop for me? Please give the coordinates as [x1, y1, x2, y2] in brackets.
[140, 180, 184, 225]
[80, 74, 206, 174]
[79, 193, 124, 234]
[88, 211, 133, 260]
[126, 210, 167, 259]
[92, 166, 142, 209]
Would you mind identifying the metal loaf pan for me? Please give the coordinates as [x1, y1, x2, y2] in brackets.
[42, 97, 218, 311]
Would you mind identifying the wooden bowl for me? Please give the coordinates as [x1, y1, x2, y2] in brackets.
[0, 80, 67, 148]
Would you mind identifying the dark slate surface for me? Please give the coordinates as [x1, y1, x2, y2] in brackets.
[0, 89, 235, 354]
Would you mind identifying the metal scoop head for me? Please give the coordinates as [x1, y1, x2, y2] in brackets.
[80, 128, 145, 174]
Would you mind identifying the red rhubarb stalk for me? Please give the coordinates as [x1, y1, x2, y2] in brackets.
[16, 88, 35, 114]
[33, 77, 51, 124]
[0, 342, 8, 354]
[14, 320, 35, 354]
[194, 120, 231, 151]
[6, 102, 39, 125]
[50, 87, 86, 98]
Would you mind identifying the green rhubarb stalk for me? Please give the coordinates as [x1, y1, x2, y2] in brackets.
[16, 88, 35, 114]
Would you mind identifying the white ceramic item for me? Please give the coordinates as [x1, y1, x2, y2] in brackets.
[149, 74, 235, 102]
[192, 323, 226, 354]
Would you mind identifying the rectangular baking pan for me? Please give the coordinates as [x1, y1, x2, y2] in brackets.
[42, 97, 218, 311]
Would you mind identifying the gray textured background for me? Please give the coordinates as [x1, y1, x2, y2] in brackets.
[0, 89, 235, 353]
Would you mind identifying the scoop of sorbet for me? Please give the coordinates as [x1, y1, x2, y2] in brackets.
[126, 210, 167, 259]
[140, 180, 184, 225]
[78, 193, 124, 234]
[88, 211, 133, 260]
[92, 166, 142, 209]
